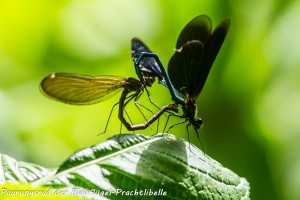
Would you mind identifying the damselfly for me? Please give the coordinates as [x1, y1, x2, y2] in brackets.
[40, 40, 177, 132]
[134, 15, 231, 142]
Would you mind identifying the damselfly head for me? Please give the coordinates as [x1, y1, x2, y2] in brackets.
[192, 118, 203, 130]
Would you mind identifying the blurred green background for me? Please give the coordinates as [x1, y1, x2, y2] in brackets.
[1, 0, 300, 199]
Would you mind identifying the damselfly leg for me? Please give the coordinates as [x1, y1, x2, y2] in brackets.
[118, 87, 178, 131]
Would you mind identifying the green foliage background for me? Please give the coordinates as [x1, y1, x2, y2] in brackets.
[1, 0, 299, 199]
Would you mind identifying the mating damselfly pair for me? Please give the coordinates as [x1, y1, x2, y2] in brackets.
[40, 15, 230, 143]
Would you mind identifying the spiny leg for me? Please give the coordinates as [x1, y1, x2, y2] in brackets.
[118, 89, 141, 131]
[135, 90, 166, 132]
[134, 89, 154, 113]
[186, 124, 191, 150]
[133, 90, 154, 130]
[119, 90, 178, 130]
[126, 86, 165, 132]
[124, 109, 133, 124]
[100, 92, 136, 135]
[99, 101, 119, 135]
[123, 92, 144, 129]
[138, 87, 165, 132]
[194, 126, 205, 153]
[166, 118, 188, 133]
[144, 87, 162, 111]
[120, 93, 137, 134]
[156, 116, 159, 134]
[134, 101, 154, 131]
[163, 113, 174, 132]
[124, 108, 134, 133]
[122, 90, 154, 131]
[144, 87, 167, 132]
[124, 92, 137, 107]
[163, 112, 183, 132]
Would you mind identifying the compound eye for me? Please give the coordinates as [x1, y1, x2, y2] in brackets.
[199, 118, 202, 124]
[195, 118, 202, 129]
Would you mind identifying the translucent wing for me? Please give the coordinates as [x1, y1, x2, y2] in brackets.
[131, 38, 166, 86]
[40, 73, 126, 105]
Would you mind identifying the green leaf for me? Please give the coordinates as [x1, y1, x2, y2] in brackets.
[33, 133, 250, 200]
[0, 155, 84, 199]
[0, 153, 52, 184]
[0, 153, 70, 188]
